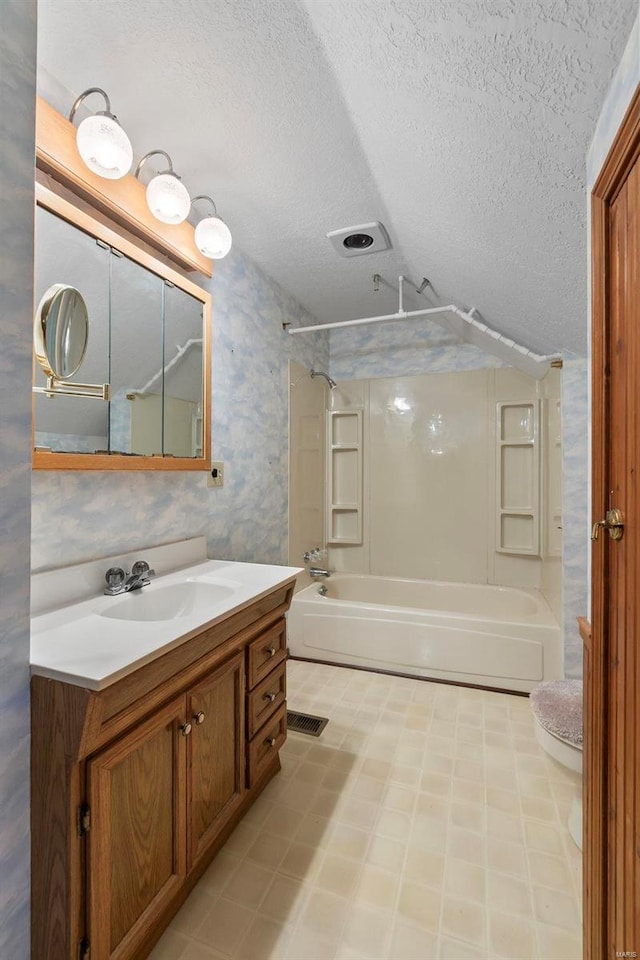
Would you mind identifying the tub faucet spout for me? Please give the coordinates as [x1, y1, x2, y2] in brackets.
[309, 567, 331, 579]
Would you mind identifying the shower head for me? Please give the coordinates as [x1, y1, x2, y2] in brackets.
[311, 369, 336, 390]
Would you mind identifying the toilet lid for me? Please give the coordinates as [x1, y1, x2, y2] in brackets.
[530, 679, 583, 746]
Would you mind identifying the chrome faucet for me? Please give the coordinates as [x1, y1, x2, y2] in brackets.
[104, 560, 155, 596]
[309, 567, 331, 579]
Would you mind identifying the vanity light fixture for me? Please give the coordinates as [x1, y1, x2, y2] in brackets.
[191, 195, 233, 260]
[69, 87, 133, 180]
[135, 150, 191, 225]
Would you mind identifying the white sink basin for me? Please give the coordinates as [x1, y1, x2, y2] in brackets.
[100, 581, 234, 622]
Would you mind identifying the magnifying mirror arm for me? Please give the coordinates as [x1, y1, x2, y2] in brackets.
[33, 378, 111, 401]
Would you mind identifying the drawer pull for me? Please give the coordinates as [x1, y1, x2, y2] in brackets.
[180, 721, 192, 737]
[265, 736, 277, 747]
[265, 646, 277, 658]
[193, 711, 206, 725]
[263, 692, 277, 702]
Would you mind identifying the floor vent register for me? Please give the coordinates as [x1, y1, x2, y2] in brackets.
[286, 710, 329, 737]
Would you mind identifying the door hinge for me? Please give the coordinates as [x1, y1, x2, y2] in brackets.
[78, 937, 90, 960]
[77, 802, 91, 837]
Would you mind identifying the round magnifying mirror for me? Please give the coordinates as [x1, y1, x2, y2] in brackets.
[34, 284, 89, 380]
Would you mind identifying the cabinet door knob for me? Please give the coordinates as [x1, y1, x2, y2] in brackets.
[263, 692, 276, 702]
[265, 736, 277, 747]
[266, 646, 276, 658]
[193, 711, 206, 725]
[180, 721, 192, 737]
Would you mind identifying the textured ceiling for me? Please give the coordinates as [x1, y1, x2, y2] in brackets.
[37, 0, 637, 357]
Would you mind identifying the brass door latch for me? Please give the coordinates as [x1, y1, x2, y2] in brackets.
[591, 507, 624, 541]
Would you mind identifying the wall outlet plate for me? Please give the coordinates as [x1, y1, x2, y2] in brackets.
[207, 461, 224, 488]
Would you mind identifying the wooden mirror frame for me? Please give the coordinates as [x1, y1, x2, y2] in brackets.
[33, 184, 212, 472]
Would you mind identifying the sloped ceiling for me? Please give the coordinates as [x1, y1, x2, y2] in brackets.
[37, 0, 637, 358]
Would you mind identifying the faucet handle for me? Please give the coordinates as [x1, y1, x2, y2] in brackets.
[303, 547, 322, 563]
[104, 567, 126, 594]
[131, 560, 155, 578]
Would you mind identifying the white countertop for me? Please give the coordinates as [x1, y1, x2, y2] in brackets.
[31, 559, 301, 691]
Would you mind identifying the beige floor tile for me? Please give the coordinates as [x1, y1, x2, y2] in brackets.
[523, 820, 566, 855]
[284, 925, 337, 960]
[258, 874, 309, 925]
[197, 851, 241, 895]
[489, 910, 537, 958]
[194, 897, 255, 955]
[376, 807, 413, 842]
[420, 771, 451, 797]
[298, 888, 351, 944]
[316, 853, 361, 898]
[536, 924, 583, 959]
[486, 837, 528, 878]
[486, 870, 533, 917]
[354, 863, 399, 911]
[445, 858, 486, 904]
[397, 879, 442, 931]
[415, 793, 449, 821]
[450, 801, 484, 832]
[351, 773, 387, 803]
[246, 831, 291, 870]
[222, 860, 275, 909]
[438, 934, 488, 958]
[448, 827, 485, 866]
[325, 822, 371, 862]
[389, 920, 438, 960]
[384, 782, 417, 814]
[532, 886, 581, 930]
[366, 833, 406, 872]
[404, 847, 445, 888]
[235, 915, 294, 960]
[441, 897, 486, 945]
[169, 888, 218, 936]
[148, 928, 190, 960]
[340, 903, 394, 958]
[180, 943, 229, 960]
[338, 796, 379, 830]
[528, 850, 574, 890]
[278, 840, 323, 881]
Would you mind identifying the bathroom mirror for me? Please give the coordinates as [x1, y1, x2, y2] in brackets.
[33, 184, 211, 471]
[34, 284, 89, 379]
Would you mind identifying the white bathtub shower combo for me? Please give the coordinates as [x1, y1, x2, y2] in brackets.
[287, 573, 561, 693]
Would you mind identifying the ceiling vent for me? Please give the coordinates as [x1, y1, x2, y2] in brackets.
[327, 221, 391, 258]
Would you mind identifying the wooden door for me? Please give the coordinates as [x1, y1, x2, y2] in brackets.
[86, 696, 187, 960]
[187, 651, 245, 869]
[590, 86, 640, 959]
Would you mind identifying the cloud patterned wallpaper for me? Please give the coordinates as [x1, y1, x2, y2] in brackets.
[0, 3, 36, 956]
[330, 316, 505, 381]
[31, 247, 329, 571]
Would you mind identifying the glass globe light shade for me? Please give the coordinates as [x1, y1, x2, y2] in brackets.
[76, 114, 133, 180]
[194, 216, 233, 259]
[146, 173, 191, 224]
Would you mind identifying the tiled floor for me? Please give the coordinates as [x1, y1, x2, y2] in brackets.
[150, 660, 582, 960]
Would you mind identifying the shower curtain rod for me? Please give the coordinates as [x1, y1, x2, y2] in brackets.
[283, 275, 561, 368]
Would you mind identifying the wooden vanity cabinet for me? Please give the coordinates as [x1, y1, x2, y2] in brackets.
[31, 580, 295, 960]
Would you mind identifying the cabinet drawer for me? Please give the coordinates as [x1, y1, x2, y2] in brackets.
[248, 704, 287, 787]
[247, 660, 287, 738]
[246, 620, 287, 689]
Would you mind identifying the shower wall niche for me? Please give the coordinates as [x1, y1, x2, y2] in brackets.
[326, 410, 362, 544]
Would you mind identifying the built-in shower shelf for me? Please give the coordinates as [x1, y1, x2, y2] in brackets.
[496, 401, 541, 556]
[326, 411, 362, 544]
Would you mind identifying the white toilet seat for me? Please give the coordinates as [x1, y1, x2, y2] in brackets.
[534, 717, 583, 774]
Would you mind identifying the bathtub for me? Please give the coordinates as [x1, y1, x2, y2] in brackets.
[287, 574, 562, 693]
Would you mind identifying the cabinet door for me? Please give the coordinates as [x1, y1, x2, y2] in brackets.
[86, 696, 187, 960]
[187, 651, 245, 869]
